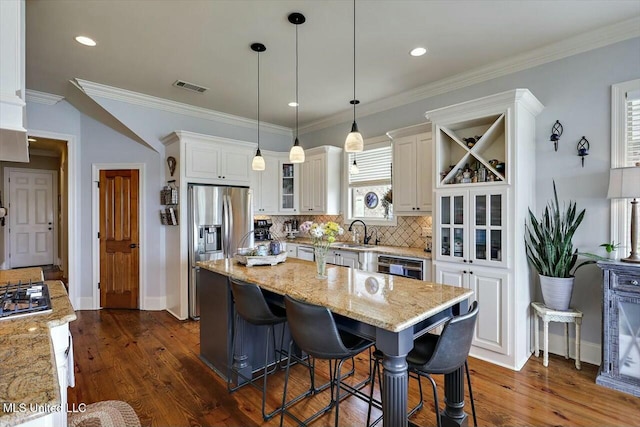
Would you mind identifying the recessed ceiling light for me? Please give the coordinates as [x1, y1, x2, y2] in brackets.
[27, 138, 37, 142]
[75, 36, 97, 47]
[410, 47, 427, 57]
[288, 102, 298, 107]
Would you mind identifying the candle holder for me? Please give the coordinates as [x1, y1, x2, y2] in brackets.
[550, 120, 563, 152]
[577, 136, 589, 168]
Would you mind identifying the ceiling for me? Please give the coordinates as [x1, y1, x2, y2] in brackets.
[26, 1, 640, 130]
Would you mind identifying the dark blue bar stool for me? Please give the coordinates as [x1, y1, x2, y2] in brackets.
[227, 279, 289, 420]
[279, 295, 375, 427]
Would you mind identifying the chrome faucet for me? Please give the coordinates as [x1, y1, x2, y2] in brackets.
[348, 220, 370, 244]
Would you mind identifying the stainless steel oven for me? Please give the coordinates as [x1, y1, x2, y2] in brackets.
[377, 255, 426, 280]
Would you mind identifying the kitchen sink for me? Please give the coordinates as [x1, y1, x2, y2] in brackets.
[332, 242, 376, 249]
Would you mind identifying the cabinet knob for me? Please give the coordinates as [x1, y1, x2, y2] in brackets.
[469, 260, 473, 264]
[463, 270, 467, 274]
[417, 207, 420, 210]
[469, 271, 474, 275]
[412, 207, 416, 210]
[463, 259, 467, 263]
[632, 280, 639, 286]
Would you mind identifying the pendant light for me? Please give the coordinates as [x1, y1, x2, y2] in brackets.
[350, 155, 359, 174]
[289, 12, 305, 163]
[251, 43, 266, 171]
[344, 0, 363, 152]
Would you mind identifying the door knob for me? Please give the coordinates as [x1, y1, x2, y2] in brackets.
[130, 243, 138, 248]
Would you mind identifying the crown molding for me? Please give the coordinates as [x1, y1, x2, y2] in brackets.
[74, 79, 292, 137]
[25, 89, 64, 105]
[300, 16, 640, 135]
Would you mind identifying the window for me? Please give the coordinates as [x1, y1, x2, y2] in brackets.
[611, 79, 640, 254]
[344, 139, 396, 225]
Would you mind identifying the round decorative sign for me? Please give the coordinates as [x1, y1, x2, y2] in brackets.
[365, 192, 379, 209]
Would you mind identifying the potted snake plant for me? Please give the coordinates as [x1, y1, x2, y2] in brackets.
[525, 181, 595, 310]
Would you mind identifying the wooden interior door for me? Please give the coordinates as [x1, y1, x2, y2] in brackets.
[99, 169, 139, 309]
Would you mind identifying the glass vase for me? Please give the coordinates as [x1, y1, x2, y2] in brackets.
[314, 247, 328, 279]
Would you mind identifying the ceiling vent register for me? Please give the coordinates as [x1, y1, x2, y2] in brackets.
[172, 80, 209, 93]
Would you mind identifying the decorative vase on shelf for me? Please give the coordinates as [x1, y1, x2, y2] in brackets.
[314, 247, 328, 279]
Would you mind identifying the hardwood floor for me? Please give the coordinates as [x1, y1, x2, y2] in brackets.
[68, 310, 640, 427]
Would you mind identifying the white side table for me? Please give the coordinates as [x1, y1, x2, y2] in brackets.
[531, 302, 583, 369]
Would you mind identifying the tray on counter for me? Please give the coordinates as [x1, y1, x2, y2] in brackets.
[234, 252, 287, 267]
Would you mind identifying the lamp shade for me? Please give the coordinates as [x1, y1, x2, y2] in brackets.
[345, 121, 364, 152]
[607, 166, 640, 199]
[251, 150, 265, 171]
[289, 143, 305, 163]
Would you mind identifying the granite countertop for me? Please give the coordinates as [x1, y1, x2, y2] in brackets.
[197, 258, 471, 333]
[287, 237, 432, 260]
[0, 281, 77, 427]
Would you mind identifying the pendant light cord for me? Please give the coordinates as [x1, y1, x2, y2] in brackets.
[257, 50, 260, 150]
[353, 0, 356, 122]
[296, 23, 299, 140]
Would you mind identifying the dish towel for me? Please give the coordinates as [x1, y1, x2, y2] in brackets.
[389, 264, 404, 275]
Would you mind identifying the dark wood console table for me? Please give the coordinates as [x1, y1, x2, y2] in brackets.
[596, 261, 640, 397]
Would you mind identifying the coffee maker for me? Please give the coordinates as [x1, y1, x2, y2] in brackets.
[254, 219, 272, 241]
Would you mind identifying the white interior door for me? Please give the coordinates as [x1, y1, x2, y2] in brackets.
[9, 169, 55, 267]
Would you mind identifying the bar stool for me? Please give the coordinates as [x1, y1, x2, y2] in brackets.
[228, 279, 289, 421]
[279, 295, 375, 427]
[406, 301, 479, 427]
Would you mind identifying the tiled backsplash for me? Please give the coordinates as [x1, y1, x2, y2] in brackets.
[264, 215, 432, 248]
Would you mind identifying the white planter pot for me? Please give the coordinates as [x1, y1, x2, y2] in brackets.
[539, 275, 574, 311]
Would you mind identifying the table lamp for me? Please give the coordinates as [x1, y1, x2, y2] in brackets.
[607, 165, 640, 263]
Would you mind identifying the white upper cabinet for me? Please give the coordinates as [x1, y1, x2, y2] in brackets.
[278, 157, 299, 214]
[0, 0, 29, 162]
[163, 131, 255, 186]
[391, 132, 433, 215]
[300, 146, 342, 215]
[251, 151, 279, 214]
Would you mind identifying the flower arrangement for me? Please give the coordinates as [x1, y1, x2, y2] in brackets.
[299, 220, 344, 253]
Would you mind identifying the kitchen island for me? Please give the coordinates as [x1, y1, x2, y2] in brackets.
[0, 281, 76, 427]
[197, 258, 473, 427]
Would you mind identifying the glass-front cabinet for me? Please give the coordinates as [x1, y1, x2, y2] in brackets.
[436, 188, 507, 268]
[278, 159, 299, 213]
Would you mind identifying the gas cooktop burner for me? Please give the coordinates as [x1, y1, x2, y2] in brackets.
[0, 281, 52, 320]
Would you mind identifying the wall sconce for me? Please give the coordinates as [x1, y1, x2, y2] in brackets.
[550, 120, 563, 152]
[577, 136, 589, 168]
[167, 156, 176, 177]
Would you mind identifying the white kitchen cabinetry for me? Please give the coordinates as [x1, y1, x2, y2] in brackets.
[279, 158, 299, 214]
[250, 151, 279, 214]
[297, 245, 315, 261]
[285, 243, 298, 259]
[427, 89, 543, 370]
[326, 249, 360, 269]
[433, 262, 509, 355]
[300, 146, 342, 214]
[391, 132, 433, 215]
[184, 137, 253, 185]
[0, 0, 29, 162]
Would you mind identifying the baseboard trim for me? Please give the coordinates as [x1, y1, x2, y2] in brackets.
[75, 297, 96, 311]
[143, 297, 166, 311]
[543, 332, 601, 366]
[166, 307, 188, 321]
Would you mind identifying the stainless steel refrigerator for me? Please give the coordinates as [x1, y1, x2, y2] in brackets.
[188, 184, 253, 319]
